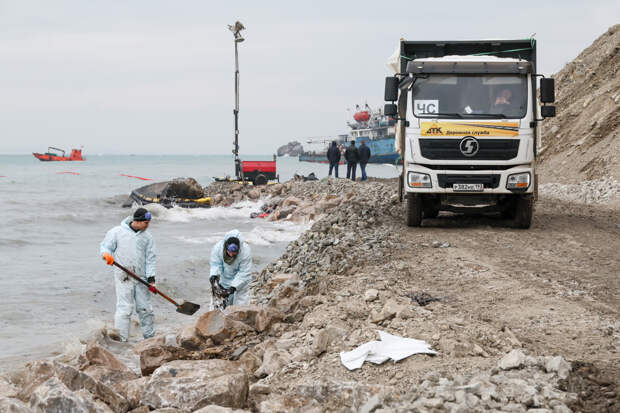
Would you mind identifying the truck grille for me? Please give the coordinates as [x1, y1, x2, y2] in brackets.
[419, 139, 519, 160]
[437, 174, 501, 189]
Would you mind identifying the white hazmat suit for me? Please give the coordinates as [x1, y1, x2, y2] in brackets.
[100, 216, 156, 341]
[209, 229, 252, 307]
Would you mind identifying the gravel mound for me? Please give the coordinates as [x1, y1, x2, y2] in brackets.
[540, 178, 620, 204]
[539, 24, 620, 183]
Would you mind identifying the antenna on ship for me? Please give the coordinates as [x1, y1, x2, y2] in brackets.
[228, 20, 245, 180]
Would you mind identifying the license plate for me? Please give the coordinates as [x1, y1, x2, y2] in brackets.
[453, 183, 484, 192]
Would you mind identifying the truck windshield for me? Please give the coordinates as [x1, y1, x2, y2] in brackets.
[411, 74, 527, 119]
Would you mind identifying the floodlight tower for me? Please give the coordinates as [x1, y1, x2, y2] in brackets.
[228, 21, 245, 180]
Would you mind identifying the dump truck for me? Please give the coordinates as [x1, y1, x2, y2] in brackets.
[384, 39, 556, 228]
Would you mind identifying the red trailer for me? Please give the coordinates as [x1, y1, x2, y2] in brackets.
[241, 160, 277, 185]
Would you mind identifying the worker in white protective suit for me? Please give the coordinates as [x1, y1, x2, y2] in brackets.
[100, 207, 156, 341]
[209, 230, 252, 309]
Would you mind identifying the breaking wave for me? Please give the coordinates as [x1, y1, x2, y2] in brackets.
[173, 221, 311, 247]
[149, 200, 264, 223]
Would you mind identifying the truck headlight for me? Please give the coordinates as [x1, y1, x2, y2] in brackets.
[506, 172, 531, 189]
[408, 172, 432, 188]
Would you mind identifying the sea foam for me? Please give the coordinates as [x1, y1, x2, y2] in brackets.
[149, 200, 264, 223]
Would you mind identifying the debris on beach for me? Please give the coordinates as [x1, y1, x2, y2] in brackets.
[123, 177, 211, 209]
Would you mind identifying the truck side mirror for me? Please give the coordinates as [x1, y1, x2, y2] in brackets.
[540, 78, 555, 103]
[384, 104, 397, 117]
[384, 77, 399, 102]
[541, 105, 556, 118]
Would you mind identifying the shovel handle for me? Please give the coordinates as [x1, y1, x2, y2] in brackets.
[112, 261, 180, 307]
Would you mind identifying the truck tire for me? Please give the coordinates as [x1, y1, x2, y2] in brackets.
[254, 174, 268, 186]
[406, 195, 423, 227]
[513, 195, 534, 229]
[423, 204, 439, 219]
[501, 198, 517, 219]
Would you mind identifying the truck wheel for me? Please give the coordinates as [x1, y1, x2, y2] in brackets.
[513, 195, 534, 229]
[254, 174, 268, 186]
[423, 204, 439, 219]
[501, 198, 517, 219]
[406, 195, 423, 227]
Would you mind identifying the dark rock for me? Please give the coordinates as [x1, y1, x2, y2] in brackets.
[277, 141, 303, 157]
[165, 177, 204, 199]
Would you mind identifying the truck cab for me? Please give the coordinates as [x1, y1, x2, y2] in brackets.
[384, 40, 556, 228]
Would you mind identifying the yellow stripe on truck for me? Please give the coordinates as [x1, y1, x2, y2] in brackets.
[421, 121, 519, 137]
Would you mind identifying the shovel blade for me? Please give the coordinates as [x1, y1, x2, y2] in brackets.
[176, 301, 200, 315]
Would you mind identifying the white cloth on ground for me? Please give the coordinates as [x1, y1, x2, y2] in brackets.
[339, 330, 437, 370]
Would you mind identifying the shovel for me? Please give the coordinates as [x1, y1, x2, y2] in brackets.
[113, 262, 200, 316]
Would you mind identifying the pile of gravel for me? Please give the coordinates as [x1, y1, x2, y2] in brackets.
[252, 178, 403, 300]
[382, 350, 575, 413]
[540, 178, 619, 204]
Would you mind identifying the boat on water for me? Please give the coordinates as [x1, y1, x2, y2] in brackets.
[33, 147, 85, 162]
[298, 104, 400, 164]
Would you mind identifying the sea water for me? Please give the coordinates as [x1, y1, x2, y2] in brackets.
[0, 154, 399, 372]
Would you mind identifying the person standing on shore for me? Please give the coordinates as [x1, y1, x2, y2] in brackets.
[209, 230, 252, 309]
[100, 207, 156, 342]
[359, 140, 371, 181]
[345, 140, 360, 181]
[327, 141, 341, 178]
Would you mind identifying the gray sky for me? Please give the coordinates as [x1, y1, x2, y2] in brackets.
[1, 1, 618, 155]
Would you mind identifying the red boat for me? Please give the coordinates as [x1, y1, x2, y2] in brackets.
[33, 147, 85, 162]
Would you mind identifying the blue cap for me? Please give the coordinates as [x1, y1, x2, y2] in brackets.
[227, 243, 239, 252]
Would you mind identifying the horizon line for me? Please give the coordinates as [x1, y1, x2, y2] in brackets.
[0, 153, 280, 156]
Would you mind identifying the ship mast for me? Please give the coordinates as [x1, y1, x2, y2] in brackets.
[228, 21, 245, 180]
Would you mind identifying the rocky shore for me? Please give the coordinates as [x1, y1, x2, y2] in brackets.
[1, 178, 618, 412]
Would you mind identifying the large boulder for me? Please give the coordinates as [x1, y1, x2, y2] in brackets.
[165, 178, 204, 199]
[194, 406, 251, 413]
[127, 407, 149, 413]
[247, 189, 260, 200]
[141, 360, 248, 411]
[0, 376, 19, 398]
[116, 377, 148, 411]
[253, 343, 291, 379]
[195, 310, 254, 345]
[81, 365, 139, 394]
[237, 349, 262, 376]
[276, 141, 303, 157]
[140, 346, 200, 376]
[53, 362, 129, 413]
[29, 377, 113, 413]
[15, 361, 56, 402]
[257, 395, 323, 413]
[0, 397, 31, 413]
[223, 305, 285, 333]
[130, 336, 166, 356]
[177, 325, 204, 350]
[86, 343, 134, 373]
[12, 360, 130, 411]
